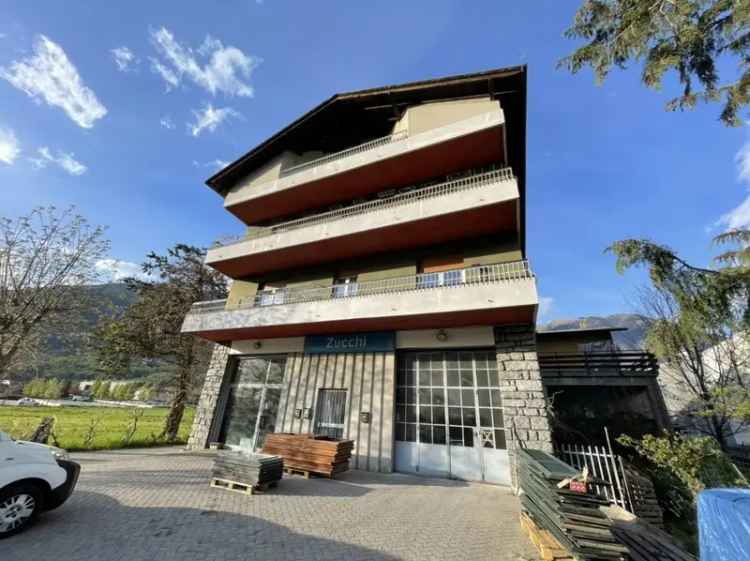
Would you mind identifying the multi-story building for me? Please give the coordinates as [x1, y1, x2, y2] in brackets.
[182, 66, 554, 487]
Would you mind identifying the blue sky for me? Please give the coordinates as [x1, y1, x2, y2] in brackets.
[0, 1, 748, 323]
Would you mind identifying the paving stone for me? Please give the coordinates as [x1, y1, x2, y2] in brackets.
[5, 447, 539, 561]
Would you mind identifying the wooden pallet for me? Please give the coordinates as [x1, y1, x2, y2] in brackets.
[519, 512, 575, 561]
[283, 467, 338, 479]
[209, 478, 276, 495]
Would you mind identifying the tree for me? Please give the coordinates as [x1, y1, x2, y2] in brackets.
[0, 207, 109, 377]
[93, 380, 111, 400]
[609, 236, 750, 449]
[96, 244, 227, 442]
[560, 1, 750, 126]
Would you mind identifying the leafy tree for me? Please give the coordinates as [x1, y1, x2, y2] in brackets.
[90, 379, 103, 398]
[560, 1, 750, 126]
[43, 378, 63, 399]
[0, 207, 109, 377]
[96, 244, 227, 442]
[609, 236, 750, 449]
[22, 378, 44, 397]
[93, 380, 111, 400]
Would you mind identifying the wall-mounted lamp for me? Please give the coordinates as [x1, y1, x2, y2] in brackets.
[360, 411, 371, 424]
[253, 341, 262, 349]
[293, 408, 302, 419]
[304, 408, 313, 420]
[436, 329, 448, 342]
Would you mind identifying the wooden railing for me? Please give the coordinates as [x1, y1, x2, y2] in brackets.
[538, 351, 658, 377]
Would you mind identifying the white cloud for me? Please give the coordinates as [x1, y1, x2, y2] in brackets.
[717, 142, 750, 230]
[149, 26, 260, 97]
[193, 158, 230, 171]
[111, 46, 137, 72]
[95, 259, 154, 282]
[30, 146, 87, 176]
[150, 57, 179, 90]
[159, 115, 175, 129]
[0, 35, 107, 128]
[0, 127, 20, 164]
[188, 103, 240, 137]
[538, 296, 555, 320]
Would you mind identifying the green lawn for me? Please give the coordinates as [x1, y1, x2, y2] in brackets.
[0, 404, 194, 451]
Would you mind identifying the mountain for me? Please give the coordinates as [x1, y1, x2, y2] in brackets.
[538, 313, 652, 350]
[16, 283, 173, 383]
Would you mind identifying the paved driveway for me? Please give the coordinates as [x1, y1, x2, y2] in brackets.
[6, 447, 537, 561]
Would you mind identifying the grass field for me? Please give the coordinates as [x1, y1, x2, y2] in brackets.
[0, 405, 194, 451]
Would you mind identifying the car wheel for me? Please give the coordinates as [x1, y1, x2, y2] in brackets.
[0, 483, 43, 539]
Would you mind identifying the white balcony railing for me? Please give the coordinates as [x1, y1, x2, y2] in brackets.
[189, 260, 532, 314]
[281, 129, 409, 176]
[212, 167, 515, 249]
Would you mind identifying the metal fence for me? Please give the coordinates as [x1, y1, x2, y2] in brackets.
[281, 129, 409, 175]
[212, 167, 515, 248]
[245, 260, 532, 309]
[557, 441, 633, 512]
[188, 259, 533, 314]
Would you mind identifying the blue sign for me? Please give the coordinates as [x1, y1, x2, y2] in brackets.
[304, 332, 395, 354]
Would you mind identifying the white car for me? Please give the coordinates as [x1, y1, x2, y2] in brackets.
[16, 398, 38, 407]
[0, 431, 80, 538]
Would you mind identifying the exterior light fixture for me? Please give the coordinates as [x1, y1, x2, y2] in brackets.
[253, 341, 262, 349]
[294, 408, 302, 419]
[360, 412, 371, 424]
[304, 408, 313, 420]
[436, 329, 448, 342]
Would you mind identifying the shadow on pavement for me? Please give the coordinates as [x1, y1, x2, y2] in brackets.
[5, 491, 402, 561]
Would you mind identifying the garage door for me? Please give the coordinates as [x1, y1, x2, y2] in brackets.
[394, 350, 510, 485]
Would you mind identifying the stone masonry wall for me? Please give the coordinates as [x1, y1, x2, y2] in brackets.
[495, 324, 553, 490]
[187, 344, 232, 450]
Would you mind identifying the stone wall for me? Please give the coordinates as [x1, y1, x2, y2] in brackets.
[495, 324, 553, 489]
[187, 344, 232, 450]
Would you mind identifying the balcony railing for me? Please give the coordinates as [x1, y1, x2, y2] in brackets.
[538, 351, 659, 377]
[212, 167, 515, 249]
[189, 260, 533, 314]
[281, 129, 409, 176]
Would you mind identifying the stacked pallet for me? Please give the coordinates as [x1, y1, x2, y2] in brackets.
[262, 433, 354, 478]
[210, 450, 284, 495]
[518, 449, 630, 561]
[520, 512, 574, 561]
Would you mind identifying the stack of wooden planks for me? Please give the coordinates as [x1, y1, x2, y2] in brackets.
[210, 450, 284, 495]
[518, 449, 630, 561]
[262, 433, 354, 478]
[604, 506, 697, 561]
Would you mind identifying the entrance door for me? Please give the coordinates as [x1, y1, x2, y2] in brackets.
[219, 356, 286, 451]
[394, 350, 510, 485]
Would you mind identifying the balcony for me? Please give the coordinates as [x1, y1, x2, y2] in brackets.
[539, 352, 659, 379]
[182, 260, 538, 341]
[207, 168, 519, 277]
[223, 109, 506, 224]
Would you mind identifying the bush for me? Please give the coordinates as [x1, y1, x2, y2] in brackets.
[618, 431, 748, 553]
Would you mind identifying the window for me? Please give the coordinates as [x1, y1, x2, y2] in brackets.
[257, 282, 287, 306]
[417, 255, 465, 289]
[219, 356, 287, 450]
[395, 351, 505, 450]
[314, 389, 347, 439]
[332, 276, 358, 298]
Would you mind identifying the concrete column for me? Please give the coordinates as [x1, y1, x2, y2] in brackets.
[495, 324, 553, 490]
[187, 344, 232, 450]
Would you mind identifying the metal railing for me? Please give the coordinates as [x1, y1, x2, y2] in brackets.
[212, 167, 515, 249]
[281, 129, 409, 176]
[188, 260, 532, 313]
[538, 351, 659, 377]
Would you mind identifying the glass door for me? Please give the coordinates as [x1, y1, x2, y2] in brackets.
[219, 356, 286, 451]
